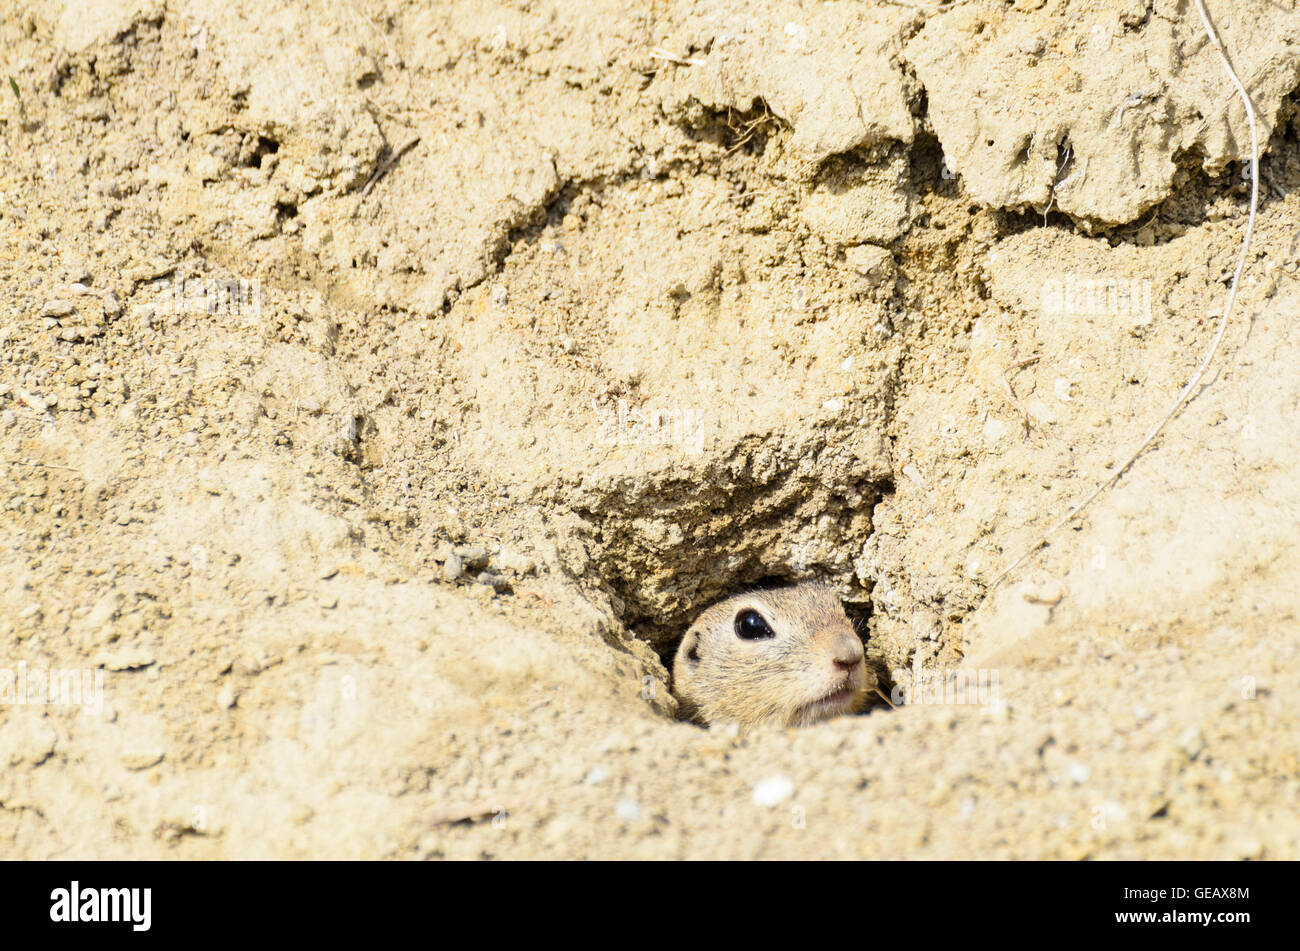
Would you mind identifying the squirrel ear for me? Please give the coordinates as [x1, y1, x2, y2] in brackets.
[682, 631, 701, 664]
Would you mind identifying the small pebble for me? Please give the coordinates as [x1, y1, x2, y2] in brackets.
[477, 572, 511, 593]
[1019, 34, 1048, 57]
[1179, 726, 1205, 761]
[193, 153, 225, 182]
[442, 552, 464, 582]
[493, 548, 537, 576]
[17, 390, 49, 413]
[844, 243, 894, 285]
[752, 774, 795, 807]
[614, 797, 640, 821]
[454, 545, 490, 570]
[40, 299, 76, 318]
[94, 648, 156, 671]
[84, 590, 122, 630]
[120, 749, 165, 771]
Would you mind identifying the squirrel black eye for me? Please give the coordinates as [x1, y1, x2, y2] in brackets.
[734, 609, 775, 640]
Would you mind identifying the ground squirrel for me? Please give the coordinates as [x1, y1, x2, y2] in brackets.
[672, 582, 872, 729]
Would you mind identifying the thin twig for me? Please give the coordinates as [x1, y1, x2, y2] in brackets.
[359, 136, 421, 199]
[649, 47, 706, 67]
[7, 459, 80, 473]
[877, 0, 969, 11]
[998, 354, 1040, 436]
[987, 0, 1259, 592]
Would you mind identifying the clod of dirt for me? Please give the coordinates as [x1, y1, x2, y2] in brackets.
[907, 0, 1300, 225]
[657, 0, 920, 164]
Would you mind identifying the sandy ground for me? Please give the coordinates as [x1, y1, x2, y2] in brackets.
[1, 0, 1298, 859]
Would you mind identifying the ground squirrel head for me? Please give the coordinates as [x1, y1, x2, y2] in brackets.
[671, 581, 872, 730]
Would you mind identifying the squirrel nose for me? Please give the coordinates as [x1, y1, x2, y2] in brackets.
[832, 634, 864, 671]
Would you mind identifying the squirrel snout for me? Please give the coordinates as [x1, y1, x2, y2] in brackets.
[830, 634, 864, 671]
